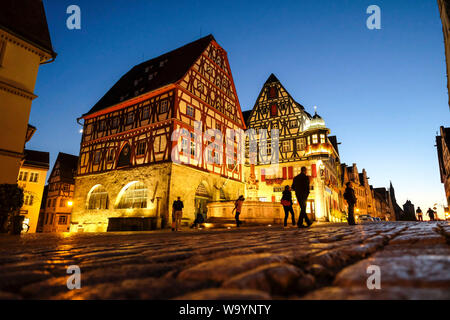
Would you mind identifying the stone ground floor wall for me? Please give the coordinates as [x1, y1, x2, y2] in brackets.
[207, 200, 284, 224]
[71, 162, 172, 232]
[70, 163, 245, 232]
[168, 163, 244, 224]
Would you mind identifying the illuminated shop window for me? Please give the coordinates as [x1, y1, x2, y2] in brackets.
[117, 182, 147, 209]
[87, 185, 109, 210]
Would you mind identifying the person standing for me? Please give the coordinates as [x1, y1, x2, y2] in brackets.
[343, 182, 357, 225]
[427, 208, 435, 221]
[291, 166, 313, 228]
[281, 185, 295, 227]
[416, 207, 423, 221]
[232, 195, 245, 227]
[172, 196, 184, 231]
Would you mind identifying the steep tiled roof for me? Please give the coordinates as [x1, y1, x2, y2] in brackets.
[0, 0, 55, 56]
[84, 35, 215, 116]
[23, 149, 49, 169]
[53, 152, 78, 184]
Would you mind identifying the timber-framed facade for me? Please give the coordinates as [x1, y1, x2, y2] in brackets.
[71, 35, 246, 232]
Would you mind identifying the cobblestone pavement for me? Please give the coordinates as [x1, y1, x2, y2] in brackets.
[0, 221, 448, 300]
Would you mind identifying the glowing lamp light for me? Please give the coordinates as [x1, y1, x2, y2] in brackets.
[67, 201, 73, 207]
[79, 129, 83, 133]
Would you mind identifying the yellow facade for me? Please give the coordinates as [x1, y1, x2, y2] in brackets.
[17, 165, 48, 233]
[0, 26, 54, 184]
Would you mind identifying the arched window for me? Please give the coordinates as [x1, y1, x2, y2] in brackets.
[87, 185, 109, 210]
[116, 182, 147, 209]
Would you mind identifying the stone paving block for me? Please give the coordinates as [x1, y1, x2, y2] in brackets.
[333, 255, 450, 288]
[177, 253, 289, 283]
[222, 263, 315, 295]
[301, 286, 450, 300]
[53, 277, 206, 300]
[175, 288, 272, 300]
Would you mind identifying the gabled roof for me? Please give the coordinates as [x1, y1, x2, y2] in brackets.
[242, 110, 252, 126]
[84, 35, 215, 117]
[328, 135, 339, 156]
[51, 152, 79, 184]
[23, 149, 49, 169]
[0, 0, 55, 57]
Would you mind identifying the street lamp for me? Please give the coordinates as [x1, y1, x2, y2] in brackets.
[67, 201, 73, 207]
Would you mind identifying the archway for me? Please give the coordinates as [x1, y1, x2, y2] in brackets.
[117, 142, 131, 168]
[195, 182, 211, 220]
[86, 184, 109, 209]
[115, 181, 148, 209]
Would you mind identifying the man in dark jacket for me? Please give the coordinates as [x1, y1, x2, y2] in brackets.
[172, 197, 184, 231]
[291, 166, 313, 228]
[343, 182, 357, 225]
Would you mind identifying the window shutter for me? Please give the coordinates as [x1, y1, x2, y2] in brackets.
[261, 169, 265, 182]
[288, 166, 294, 179]
[311, 164, 317, 178]
[282, 167, 287, 179]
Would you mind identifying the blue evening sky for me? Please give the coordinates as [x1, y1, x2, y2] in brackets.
[29, 0, 449, 212]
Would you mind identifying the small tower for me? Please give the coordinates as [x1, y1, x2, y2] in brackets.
[304, 107, 332, 157]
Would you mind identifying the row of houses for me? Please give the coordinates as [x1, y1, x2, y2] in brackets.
[17, 35, 411, 233]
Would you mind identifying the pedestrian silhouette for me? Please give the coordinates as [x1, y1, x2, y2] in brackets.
[172, 196, 184, 231]
[416, 207, 423, 221]
[232, 195, 245, 227]
[291, 166, 313, 228]
[281, 185, 295, 227]
[343, 182, 357, 225]
[427, 208, 435, 221]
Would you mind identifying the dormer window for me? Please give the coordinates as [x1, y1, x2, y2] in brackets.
[312, 134, 318, 144]
[320, 134, 325, 143]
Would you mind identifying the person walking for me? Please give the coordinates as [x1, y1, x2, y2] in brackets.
[427, 208, 435, 221]
[343, 182, 357, 225]
[190, 203, 205, 229]
[232, 195, 245, 227]
[416, 207, 423, 221]
[172, 196, 184, 231]
[281, 185, 295, 227]
[291, 166, 313, 228]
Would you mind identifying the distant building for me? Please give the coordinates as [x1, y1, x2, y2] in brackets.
[244, 74, 342, 222]
[0, 0, 55, 184]
[388, 182, 403, 221]
[438, 0, 450, 110]
[373, 187, 393, 220]
[16, 149, 49, 232]
[402, 200, 416, 221]
[436, 126, 450, 207]
[43, 153, 78, 232]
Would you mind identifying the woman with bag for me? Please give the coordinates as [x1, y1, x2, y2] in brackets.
[281, 185, 296, 227]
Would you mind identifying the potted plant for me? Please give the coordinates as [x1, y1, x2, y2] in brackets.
[0, 184, 24, 234]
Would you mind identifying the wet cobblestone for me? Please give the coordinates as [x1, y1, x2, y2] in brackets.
[0, 221, 448, 299]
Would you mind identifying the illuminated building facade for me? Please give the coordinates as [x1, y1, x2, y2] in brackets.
[243, 74, 342, 222]
[17, 149, 49, 233]
[43, 153, 78, 232]
[71, 35, 246, 232]
[0, 0, 55, 185]
[436, 126, 450, 210]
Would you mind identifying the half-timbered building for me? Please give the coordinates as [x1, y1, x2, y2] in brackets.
[71, 35, 246, 232]
[43, 152, 78, 232]
[243, 74, 342, 222]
